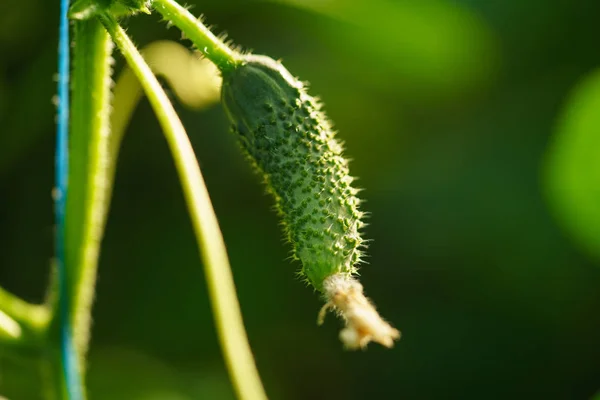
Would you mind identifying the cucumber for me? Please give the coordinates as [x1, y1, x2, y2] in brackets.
[222, 55, 399, 349]
[222, 55, 364, 289]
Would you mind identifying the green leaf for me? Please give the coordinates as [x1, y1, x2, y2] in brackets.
[545, 68, 600, 260]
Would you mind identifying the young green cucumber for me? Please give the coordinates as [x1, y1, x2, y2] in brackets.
[222, 55, 399, 349]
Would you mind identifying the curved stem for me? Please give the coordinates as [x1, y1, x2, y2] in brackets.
[99, 13, 268, 400]
[151, 0, 242, 72]
[108, 40, 221, 202]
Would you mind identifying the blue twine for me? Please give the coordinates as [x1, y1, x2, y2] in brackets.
[56, 0, 84, 398]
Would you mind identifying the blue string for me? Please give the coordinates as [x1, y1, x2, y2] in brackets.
[56, 0, 84, 398]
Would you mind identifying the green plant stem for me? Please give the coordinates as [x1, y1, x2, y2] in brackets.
[98, 13, 268, 400]
[107, 40, 220, 207]
[58, 17, 113, 383]
[151, 0, 241, 72]
[40, 17, 113, 400]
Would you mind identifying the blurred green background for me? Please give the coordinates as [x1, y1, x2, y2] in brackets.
[1, 0, 600, 398]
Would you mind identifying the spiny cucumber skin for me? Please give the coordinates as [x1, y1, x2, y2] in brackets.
[221, 55, 366, 291]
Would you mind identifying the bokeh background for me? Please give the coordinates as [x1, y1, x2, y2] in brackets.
[2, 0, 600, 398]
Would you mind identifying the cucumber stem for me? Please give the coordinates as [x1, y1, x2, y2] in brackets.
[98, 13, 267, 400]
[151, 0, 241, 72]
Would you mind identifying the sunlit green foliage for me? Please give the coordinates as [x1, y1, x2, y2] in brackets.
[545, 69, 600, 259]
[1, 0, 600, 398]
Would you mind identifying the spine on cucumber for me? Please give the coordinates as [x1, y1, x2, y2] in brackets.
[221, 55, 399, 349]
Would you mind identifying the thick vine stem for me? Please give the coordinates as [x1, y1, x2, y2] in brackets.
[151, 0, 242, 72]
[56, 18, 113, 390]
[98, 13, 267, 400]
[318, 274, 400, 349]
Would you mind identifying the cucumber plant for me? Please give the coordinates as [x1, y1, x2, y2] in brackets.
[0, 0, 399, 398]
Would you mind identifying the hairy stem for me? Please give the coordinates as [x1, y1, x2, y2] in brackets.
[98, 13, 268, 400]
[151, 0, 241, 72]
[48, 19, 114, 399]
